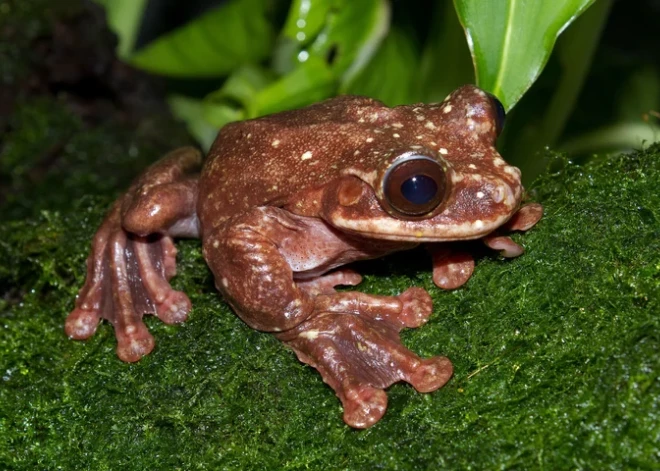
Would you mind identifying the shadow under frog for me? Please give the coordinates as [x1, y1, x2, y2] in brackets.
[66, 85, 543, 428]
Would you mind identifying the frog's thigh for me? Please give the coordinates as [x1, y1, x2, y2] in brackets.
[203, 207, 319, 333]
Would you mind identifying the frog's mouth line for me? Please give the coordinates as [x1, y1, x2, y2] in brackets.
[326, 212, 512, 242]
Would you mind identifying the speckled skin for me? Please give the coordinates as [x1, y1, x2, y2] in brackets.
[67, 85, 542, 428]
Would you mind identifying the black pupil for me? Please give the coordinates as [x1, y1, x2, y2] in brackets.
[400, 175, 438, 205]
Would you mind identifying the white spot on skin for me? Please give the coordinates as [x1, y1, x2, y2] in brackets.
[416, 135, 423, 139]
[443, 105, 452, 113]
[425, 121, 437, 130]
[299, 329, 320, 340]
[451, 173, 464, 184]
[393, 133, 400, 138]
[366, 137, 374, 143]
[476, 191, 485, 199]
[301, 151, 313, 160]
[212, 240, 219, 248]
[354, 150, 360, 156]
[473, 220, 484, 230]
[468, 164, 478, 170]
[439, 148, 448, 155]
[392, 122, 404, 128]
[416, 115, 425, 121]
[271, 139, 280, 148]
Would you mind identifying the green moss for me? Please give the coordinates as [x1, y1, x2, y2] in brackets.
[1, 144, 659, 469]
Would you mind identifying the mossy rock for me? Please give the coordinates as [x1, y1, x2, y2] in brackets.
[1, 135, 659, 469]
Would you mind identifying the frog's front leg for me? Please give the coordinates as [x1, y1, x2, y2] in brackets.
[66, 147, 202, 362]
[204, 207, 453, 428]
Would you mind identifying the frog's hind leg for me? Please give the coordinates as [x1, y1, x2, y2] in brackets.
[66, 147, 202, 362]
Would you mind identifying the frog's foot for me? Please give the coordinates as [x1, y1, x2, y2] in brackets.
[66, 205, 191, 362]
[482, 202, 543, 257]
[297, 269, 363, 296]
[277, 288, 452, 428]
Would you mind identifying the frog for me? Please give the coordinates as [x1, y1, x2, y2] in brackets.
[66, 85, 543, 428]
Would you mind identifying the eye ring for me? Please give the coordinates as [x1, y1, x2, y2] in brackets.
[383, 154, 448, 217]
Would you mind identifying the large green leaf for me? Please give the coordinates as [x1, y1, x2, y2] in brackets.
[454, 0, 597, 110]
[128, 0, 274, 77]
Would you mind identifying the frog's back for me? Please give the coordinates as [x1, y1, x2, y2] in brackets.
[197, 95, 390, 232]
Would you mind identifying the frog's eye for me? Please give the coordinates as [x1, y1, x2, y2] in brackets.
[487, 93, 506, 135]
[384, 156, 448, 217]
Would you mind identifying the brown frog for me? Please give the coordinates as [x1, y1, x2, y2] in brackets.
[66, 85, 543, 428]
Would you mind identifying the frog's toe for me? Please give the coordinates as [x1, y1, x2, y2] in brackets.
[342, 384, 388, 429]
[397, 287, 433, 328]
[408, 356, 453, 393]
[482, 234, 524, 258]
[155, 290, 191, 324]
[504, 202, 543, 232]
[116, 324, 155, 362]
[65, 307, 101, 339]
[428, 245, 475, 290]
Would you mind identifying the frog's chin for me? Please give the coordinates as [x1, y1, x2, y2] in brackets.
[325, 212, 512, 242]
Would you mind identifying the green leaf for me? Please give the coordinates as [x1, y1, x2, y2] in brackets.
[93, 0, 147, 58]
[202, 65, 275, 126]
[275, 0, 390, 83]
[498, 0, 612, 182]
[342, 25, 418, 106]
[255, 57, 337, 115]
[454, 0, 597, 110]
[167, 95, 219, 151]
[128, 0, 274, 77]
[201, 58, 336, 132]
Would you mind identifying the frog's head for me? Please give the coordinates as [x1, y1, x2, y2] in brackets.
[320, 85, 523, 242]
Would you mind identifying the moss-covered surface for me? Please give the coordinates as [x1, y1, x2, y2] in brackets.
[2, 131, 660, 469]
